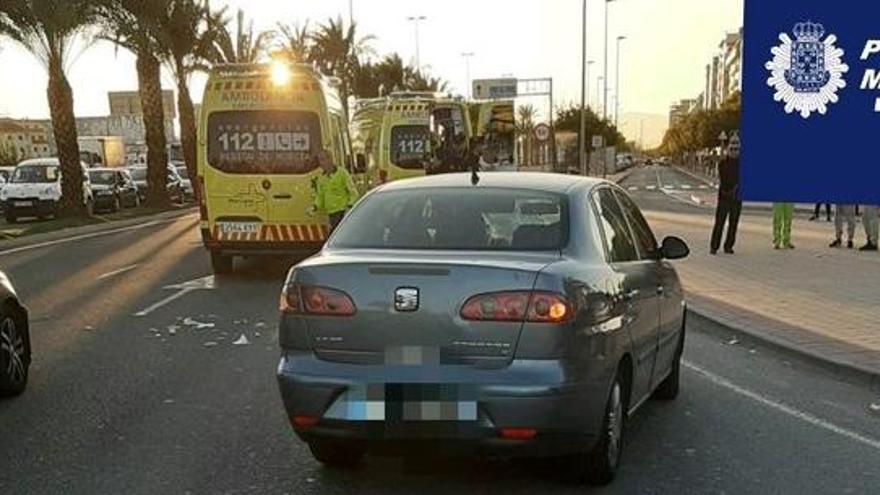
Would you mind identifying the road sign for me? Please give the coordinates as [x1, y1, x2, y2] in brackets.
[592, 135, 605, 148]
[534, 123, 551, 142]
[473, 78, 518, 99]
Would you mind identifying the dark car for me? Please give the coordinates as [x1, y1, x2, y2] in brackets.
[276, 172, 689, 484]
[88, 168, 140, 213]
[127, 165, 184, 204]
[0, 271, 30, 396]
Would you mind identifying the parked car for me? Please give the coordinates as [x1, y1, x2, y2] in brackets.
[0, 166, 15, 184]
[127, 165, 184, 204]
[88, 168, 140, 213]
[276, 172, 689, 485]
[0, 270, 30, 396]
[1, 158, 93, 223]
[173, 163, 194, 203]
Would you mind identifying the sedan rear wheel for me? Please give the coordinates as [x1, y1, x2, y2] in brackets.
[308, 439, 365, 468]
[0, 306, 28, 396]
[570, 371, 626, 485]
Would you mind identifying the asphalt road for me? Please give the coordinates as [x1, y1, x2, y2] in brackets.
[1, 191, 879, 494]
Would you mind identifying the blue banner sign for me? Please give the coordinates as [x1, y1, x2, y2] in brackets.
[741, 1, 880, 204]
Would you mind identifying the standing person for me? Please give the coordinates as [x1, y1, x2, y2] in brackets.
[710, 135, 742, 255]
[810, 203, 832, 222]
[312, 150, 359, 233]
[860, 205, 879, 251]
[829, 204, 857, 249]
[772, 202, 795, 250]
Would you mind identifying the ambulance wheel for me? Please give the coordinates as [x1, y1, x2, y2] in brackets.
[210, 252, 233, 274]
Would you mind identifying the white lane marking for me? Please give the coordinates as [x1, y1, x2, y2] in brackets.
[681, 185, 692, 190]
[134, 275, 215, 317]
[98, 264, 140, 280]
[646, 185, 657, 190]
[628, 186, 639, 191]
[698, 185, 709, 189]
[683, 361, 880, 452]
[0, 213, 198, 257]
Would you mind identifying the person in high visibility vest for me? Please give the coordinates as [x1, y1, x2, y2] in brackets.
[312, 150, 359, 233]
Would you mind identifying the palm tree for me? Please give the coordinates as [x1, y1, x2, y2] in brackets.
[208, 7, 272, 64]
[516, 105, 537, 166]
[275, 21, 311, 63]
[310, 17, 374, 111]
[0, 0, 94, 216]
[98, 0, 169, 207]
[156, 0, 214, 187]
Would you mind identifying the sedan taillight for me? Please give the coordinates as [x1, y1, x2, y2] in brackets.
[280, 284, 356, 317]
[460, 291, 571, 323]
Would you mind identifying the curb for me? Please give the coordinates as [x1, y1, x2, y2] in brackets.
[0, 207, 198, 252]
[686, 302, 880, 386]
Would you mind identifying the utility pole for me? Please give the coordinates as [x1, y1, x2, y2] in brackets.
[349, 0, 353, 26]
[615, 36, 626, 129]
[603, 0, 616, 120]
[461, 52, 475, 99]
[578, 0, 589, 174]
[407, 16, 427, 72]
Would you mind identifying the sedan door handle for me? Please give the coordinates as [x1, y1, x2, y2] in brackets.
[273, 194, 293, 200]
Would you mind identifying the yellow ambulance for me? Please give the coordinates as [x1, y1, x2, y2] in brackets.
[349, 92, 473, 186]
[196, 62, 355, 273]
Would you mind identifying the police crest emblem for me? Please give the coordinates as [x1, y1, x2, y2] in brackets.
[766, 22, 849, 118]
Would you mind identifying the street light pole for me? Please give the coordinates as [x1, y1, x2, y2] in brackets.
[615, 36, 626, 129]
[349, 0, 353, 26]
[461, 52, 475, 99]
[578, 0, 589, 175]
[586, 61, 595, 110]
[406, 16, 427, 72]
[596, 76, 604, 116]
[603, 0, 616, 121]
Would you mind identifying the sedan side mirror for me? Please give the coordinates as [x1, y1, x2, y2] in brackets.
[660, 236, 689, 260]
[354, 153, 367, 174]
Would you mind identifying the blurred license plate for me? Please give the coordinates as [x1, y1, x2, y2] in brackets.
[218, 222, 259, 234]
[13, 201, 33, 207]
[324, 384, 478, 422]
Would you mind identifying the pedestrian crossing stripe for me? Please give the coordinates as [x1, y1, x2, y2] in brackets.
[210, 224, 330, 242]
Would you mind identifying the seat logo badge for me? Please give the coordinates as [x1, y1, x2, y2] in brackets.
[394, 287, 419, 312]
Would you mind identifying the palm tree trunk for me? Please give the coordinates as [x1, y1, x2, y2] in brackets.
[47, 58, 85, 217]
[137, 49, 169, 208]
[174, 62, 198, 202]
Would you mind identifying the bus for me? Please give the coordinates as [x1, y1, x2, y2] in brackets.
[349, 92, 473, 186]
[197, 62, 355, 274]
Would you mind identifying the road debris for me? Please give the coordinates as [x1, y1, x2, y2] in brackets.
[232, 334, 251, 346]
[183, 317, 215, 330]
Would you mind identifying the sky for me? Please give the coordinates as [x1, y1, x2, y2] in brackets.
[0, 0, 743, 146]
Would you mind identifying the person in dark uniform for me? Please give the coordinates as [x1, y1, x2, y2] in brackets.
[710, 135, 742, 255]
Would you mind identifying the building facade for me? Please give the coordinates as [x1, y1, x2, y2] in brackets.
[0, 119, 54, 164]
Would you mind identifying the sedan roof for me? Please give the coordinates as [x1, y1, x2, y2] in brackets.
[377, 172, 606, 195]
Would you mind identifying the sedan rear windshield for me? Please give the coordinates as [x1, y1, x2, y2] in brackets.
[89, 171, 117, 185]
[12, 165, 58, 183]
[330, 188, 568, 251]
[206, 110, 322, 174]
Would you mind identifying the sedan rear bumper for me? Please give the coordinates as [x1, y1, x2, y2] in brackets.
[276, 350, 610, 457]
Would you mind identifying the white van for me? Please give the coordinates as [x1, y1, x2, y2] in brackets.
[1, 158, 93, 223]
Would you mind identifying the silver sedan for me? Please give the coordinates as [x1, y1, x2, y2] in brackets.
[276, 172, 689, 485]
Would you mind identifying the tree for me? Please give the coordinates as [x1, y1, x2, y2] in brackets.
[351, 53, 449, 98]
[275, 21, 311, 63]
[658, 92, 741, 156]
[516, 104, 537, 166]
[0, 0, 95, 216]
[310, 17, 374, 111]
[0, 142, 22, 167]
[98, 0, 169, 207]
[157, 0, 214, 188]
[208, 7, 272, 64]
